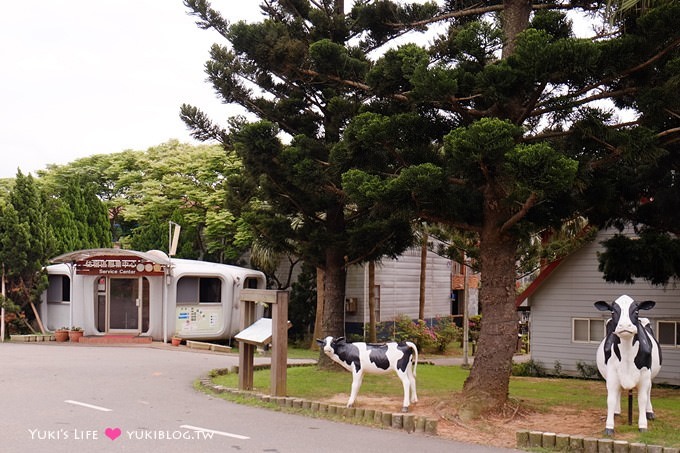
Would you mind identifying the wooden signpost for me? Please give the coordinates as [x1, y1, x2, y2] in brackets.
[234, 289, 289, 396]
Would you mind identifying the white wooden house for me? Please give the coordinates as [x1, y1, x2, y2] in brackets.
[345, 247, 459, 332]
[518, 228, 680, 385]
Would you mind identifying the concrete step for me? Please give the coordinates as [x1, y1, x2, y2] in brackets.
[78, 335, 152, 344]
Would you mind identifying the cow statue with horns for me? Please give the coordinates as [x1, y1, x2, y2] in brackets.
[594, 295, 662, 435]
[316, 336, 418, 413]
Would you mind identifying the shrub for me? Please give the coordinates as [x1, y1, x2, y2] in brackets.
[377, 314, 463, 353]
[512, 359, 546, 377]
[431, 315, 462, 353]
[553, 360, 563, 377]
[392, 315, 437, 351]
[576, 360, 600, 379]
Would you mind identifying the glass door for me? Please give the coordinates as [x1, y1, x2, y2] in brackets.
[108, 278, 140, 332]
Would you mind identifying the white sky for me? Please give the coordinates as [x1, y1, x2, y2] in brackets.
[0, 1, 261, 178]
[1, 2, 606, 180]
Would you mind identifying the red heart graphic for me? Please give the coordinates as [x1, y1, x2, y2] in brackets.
[105, 427, 121, 441]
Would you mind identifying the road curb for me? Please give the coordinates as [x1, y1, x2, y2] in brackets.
[197, 373, 438, 436]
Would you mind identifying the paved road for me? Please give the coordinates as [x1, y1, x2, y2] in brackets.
[0, 342, 521, 453]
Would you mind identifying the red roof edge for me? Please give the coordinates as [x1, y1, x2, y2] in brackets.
[515, 259, 563, 307]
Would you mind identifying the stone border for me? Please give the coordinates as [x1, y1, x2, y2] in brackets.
[198, 375, 438, 436]
[516, 430, 680, 453]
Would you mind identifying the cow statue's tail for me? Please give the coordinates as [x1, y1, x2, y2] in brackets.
[406, 341, 418, 376]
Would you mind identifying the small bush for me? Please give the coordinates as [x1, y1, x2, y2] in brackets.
[553, 360, 563, 377]
[576, 360, 600, 379]
[376, 314, 462, 353]
[431, 315, 462, 353]
[392, 315, 437, 351]
[512, 359, 546, 377]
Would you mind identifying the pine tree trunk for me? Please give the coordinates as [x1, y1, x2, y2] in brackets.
[317, 246, 347, 369]
[461, 190, 519, 418]
[419, 231, 428, 320]
[501, 0, 532, 58]
[311, 267, 325, 350]
[367, 261, 376, 343]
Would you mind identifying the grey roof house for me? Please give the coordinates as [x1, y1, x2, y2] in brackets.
[518, 228, 680, 385]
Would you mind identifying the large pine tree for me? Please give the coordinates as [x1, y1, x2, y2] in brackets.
[341, 1, 680, 415]
[182, 0, 417, 346]
[183, 0, 680, 413]
[0, 172, 54, 330]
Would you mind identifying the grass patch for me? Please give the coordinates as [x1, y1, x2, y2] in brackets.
[210, 364, 680, 447]
[212, 363, 467, 400]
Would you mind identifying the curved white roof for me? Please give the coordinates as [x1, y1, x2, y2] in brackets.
[50, 248, 171, 266]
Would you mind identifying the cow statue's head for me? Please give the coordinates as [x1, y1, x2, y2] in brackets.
[315, 336, 345, 356]
[594, 294, 655, 339]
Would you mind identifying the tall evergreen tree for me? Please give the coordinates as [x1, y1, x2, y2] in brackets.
[181, 0, 417, 347]
[45, 176, 112, 253]
[182, 0, 679, 413]
[340, 1, 680, 415]
[0, 172, 54, 329]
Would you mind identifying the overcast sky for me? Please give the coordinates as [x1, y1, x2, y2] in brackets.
[0, 1, 261, 178]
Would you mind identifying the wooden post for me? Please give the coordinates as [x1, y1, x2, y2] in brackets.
[237, 289, 289, 396]
[270, 290, 288, 396]
[238, 297, 257, 391]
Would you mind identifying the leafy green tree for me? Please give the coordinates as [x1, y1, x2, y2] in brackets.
[0, 172, 54, 331]
[338, 1, 680, 415]
[181, 0, 417, 347]
[595, 0, 680, 286]
[40, 141, 247, 263]
[43, 176, 112, 254]
[182, 0, 679, 412]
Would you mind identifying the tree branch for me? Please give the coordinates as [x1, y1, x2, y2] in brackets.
[420, 212, 482, 233]
[501, 192, 538, 232]
[386, 2, 595, 30]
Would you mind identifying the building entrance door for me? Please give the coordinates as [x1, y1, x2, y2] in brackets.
[108, 278, 141, 333]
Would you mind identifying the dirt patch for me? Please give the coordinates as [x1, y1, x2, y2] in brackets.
[326, 393, 609, 449]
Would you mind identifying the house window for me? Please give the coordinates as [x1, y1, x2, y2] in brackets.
[573, 318, 605, 343]
[47, 275, 70, 303]
[658, 321, 680, 347]
[177, 276, 222, 303]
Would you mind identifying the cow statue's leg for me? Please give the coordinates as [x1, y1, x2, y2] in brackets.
[642, 377, 656, 421]
[396, 370, 411, 412]
[604, 378, 621, 435]
[346, 370, 364, 408]
[637, 377, 652, 431]
[407, 363, 418, 404]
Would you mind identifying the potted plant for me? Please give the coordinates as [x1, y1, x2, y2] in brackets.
[55, 327, 70, 342]
[68, 326, 84, 343]
[171, 335, 182, 346]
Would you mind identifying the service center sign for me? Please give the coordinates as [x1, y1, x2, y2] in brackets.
[75, 255, 165, 276]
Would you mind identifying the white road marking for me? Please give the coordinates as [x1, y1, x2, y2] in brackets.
[64, 400, 113, 412]
[180, 424, 250, 440]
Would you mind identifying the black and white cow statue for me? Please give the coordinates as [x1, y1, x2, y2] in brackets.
[594, 295, 662, 435]
[316, 336, 418, 413]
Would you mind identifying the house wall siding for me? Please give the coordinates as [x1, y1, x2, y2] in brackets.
[530, 229, 680, 385]
[345, 247, 452, 323]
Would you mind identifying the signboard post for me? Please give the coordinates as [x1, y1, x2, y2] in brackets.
[235, 289, 289, 396]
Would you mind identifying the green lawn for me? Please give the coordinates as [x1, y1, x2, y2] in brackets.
[211, 363, 680, 447]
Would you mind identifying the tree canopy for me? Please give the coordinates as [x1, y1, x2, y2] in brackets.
[182, 0, 419, 345]
[182, 0, 680, 415]
[39, 140, 251, 263]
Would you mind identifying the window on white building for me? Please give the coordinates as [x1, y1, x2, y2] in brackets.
[573, 318, 605, 343]
[177, 276, 222, 303]
[658, 321, 680, 347]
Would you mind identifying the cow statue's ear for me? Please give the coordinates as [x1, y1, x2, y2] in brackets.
[638, 300, 656, 311]
[594, 301, 612, 312]
[335, 336, 345, 343]
[315, 338, 325, 346]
